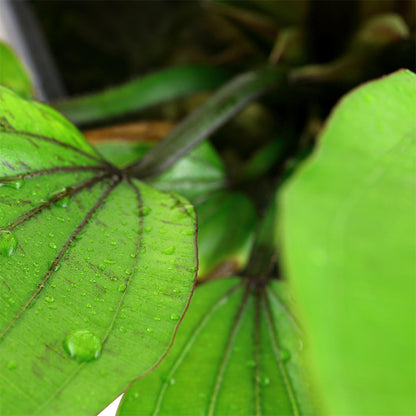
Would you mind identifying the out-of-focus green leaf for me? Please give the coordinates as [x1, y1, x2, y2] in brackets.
[93, 139, 226, 203]
[0, 42, 33, 99]
[279, 70, 416, 415]
[196, 192, 257, 279]
[118, 277, 315, 416]
[128, 66, 286, 179]
[53, 65, 228, 126]
[0, 86, 197, 416]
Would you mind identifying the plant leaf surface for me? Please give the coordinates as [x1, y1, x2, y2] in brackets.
[93, 139, 256, 278]
[279, 70, 416, 415]
[53, 65, 228, 126]
[118, 277, 315, 416]
[0, 42, 33, 99]
[0, 86, 197, 416]
[94, 139, 226, 203]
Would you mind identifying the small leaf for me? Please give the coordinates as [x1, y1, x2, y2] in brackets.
[0, 86, 197, 415]
[118, 277, 315, 416]
[279, 70, 416, 415]
[53, 65, 228, 126]
[0, 42, 33, 99]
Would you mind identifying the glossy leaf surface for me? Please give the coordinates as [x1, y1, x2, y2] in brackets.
[119, 277, 315, 416]
[0, 87, 197, 415]
[279, 70, 416, 415]
[0, 42, 33, 99]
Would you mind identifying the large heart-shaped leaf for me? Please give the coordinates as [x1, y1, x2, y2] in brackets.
[118, 277, 315, 416]
[0, 87, 197, 415]
[279, 70, 416, 415]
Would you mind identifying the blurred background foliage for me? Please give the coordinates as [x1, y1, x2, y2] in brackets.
[26, 0, 415, 279]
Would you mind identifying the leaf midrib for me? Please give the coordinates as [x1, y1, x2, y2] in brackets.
[0, 177, 120, 340]
[150, 281, 244, 416]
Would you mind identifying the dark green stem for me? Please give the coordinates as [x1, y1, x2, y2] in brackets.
[127, 66, 287, 179]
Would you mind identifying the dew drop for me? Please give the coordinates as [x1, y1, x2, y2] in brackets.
[45, 296, 55, 304]
[49, 262, 61, 272]
[0, 178, 25, 189]
[140, 206, 151, 217]
[181, 229, 194, 236]
[119, 326, 127, 334]
[280, 349, 291, 362]
[118, 283, 127, 293]
[49, 242, 57, 249]
[146, 328, 154, 333]
[258, 375, 270, 387]
[63, 330, 102, 362]
[170, 314, 180, 321]
[163, 247, 175, 255]
[54, 193, 71, 208]
[0, 230, 18, 257]
[144, 226, 152, 233]
[246, 360, 256, 368]
[7, 360, 17, 370]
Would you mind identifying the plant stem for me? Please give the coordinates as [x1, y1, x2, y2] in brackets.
[127, 66, 287, 179]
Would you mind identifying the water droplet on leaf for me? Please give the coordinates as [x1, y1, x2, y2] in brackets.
[170, 314, 180, 321]
[140, 207, 151, 217]
[280, 349, 291, 362]
[63, 330, 102, 362]
[258, 375, 270, 387]
[0, 230, 18, 257]
[0, 178, 25, 189]
[7, 360, 17, 370]
[163, 247, 175, 255]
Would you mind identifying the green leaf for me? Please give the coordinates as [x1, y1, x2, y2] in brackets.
[94, 139, 226, 203]
[128, 66, 287, 179]
[94, 139, 256, 279]
[196, 192, 257, 278]
[0, 42, 34, 99]
[53, 65, 228, 126]
[118, 277, 315, 416]
[279, 70, 416, 415]
[0, 86, 197, 415]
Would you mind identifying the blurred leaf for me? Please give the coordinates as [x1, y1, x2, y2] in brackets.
[196, 192, 257, 279]
[53, 65, 228, 126]
[279, 70, 416, 415]
[292, 13, 410, 86]
[90, 129, 226, 203]
[128, 66, 287, 179]
[0, 86, 197, 415]
[0, 42, 33, 99]
[118, 277, 315, 416]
